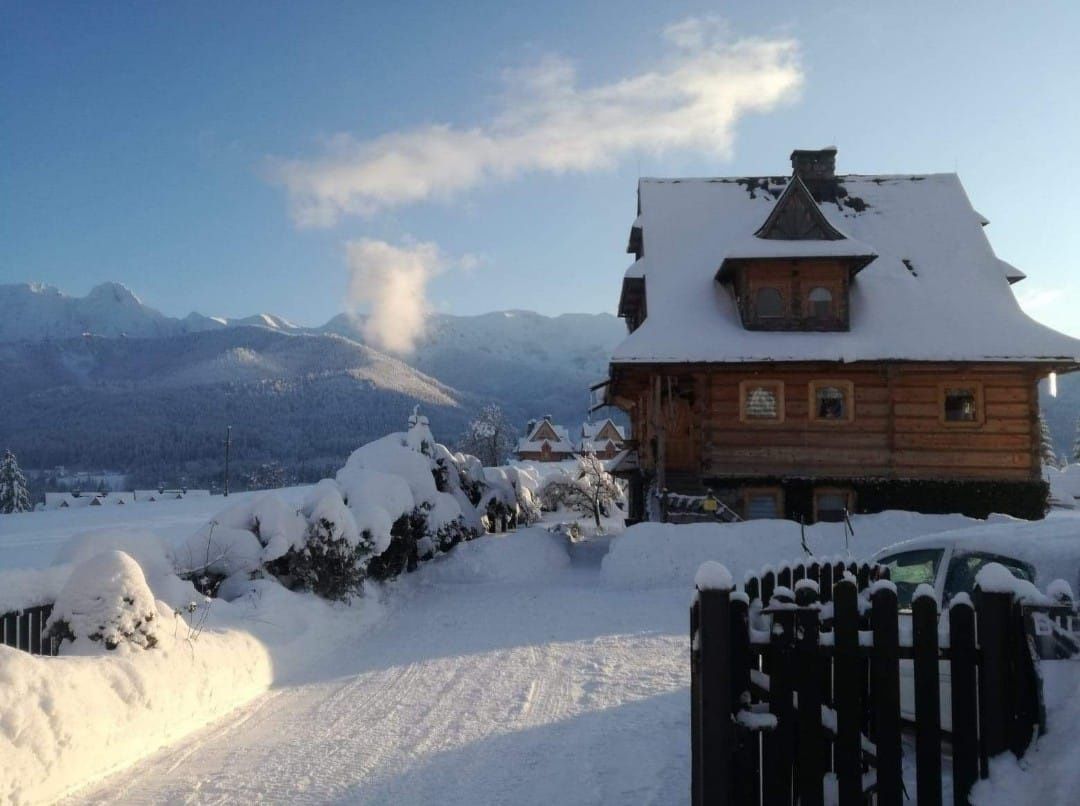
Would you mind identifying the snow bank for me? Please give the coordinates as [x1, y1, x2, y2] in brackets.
[53, 527, 176, 582]
[419, 528, 571, 585]
[602, 512, 1005, 590]
[972, 661, 1080, 805]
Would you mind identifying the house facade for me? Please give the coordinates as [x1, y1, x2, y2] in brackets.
[604, 147, 1080, 522]
[579, 418, 628, 459]
[516, 416, 577, 462]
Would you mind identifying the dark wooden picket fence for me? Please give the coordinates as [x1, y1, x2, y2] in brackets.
[690, 558, 1055, 806]
[0, 603, 60, 656]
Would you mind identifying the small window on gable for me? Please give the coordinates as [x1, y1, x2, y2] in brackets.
[807, 286, 833, 319]
[744, 487, 784, 520]
[809, 380, 854, 423]
[755, 287, 785, 318]
[740, 380, 784, 423]
[941, 384, 983, 425]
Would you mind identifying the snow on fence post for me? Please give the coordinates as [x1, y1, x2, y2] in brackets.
[693, 562, 734, 806]
[870, 581, 902, 806]
[833, 577, 863, 806]
[949, 596, 979, 805]
[912, 588, 942, 806]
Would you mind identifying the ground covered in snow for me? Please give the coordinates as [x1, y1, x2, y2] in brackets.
[4, 499, 1079, 804]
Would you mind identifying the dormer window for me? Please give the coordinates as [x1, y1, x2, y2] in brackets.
[807, 287, 833, 319]
[755, 287, 785, 318]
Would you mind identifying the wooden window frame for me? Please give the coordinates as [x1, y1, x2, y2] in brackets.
[805, 286, 834, 319]
[739, 380, 786, 424]
[813, 487, 855, 523]
[938, 381, 985, 427]
[742, 486, 785, 520]
[808, 379, 855, 424]
[754, 286, 786, 319]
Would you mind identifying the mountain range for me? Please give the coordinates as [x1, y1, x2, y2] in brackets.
[1, 282, 1076, 490]
[0, 283, 626, 488]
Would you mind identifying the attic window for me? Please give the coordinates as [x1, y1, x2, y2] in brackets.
[810, 381, 854, 423]
[807, 287, 833, 319]
[755, 287, 785, 318]
[740, 380, 785, 423]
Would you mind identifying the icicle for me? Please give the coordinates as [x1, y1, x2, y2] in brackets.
[1049, 371, 1058, 398]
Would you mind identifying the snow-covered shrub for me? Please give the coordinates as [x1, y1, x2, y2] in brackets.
[538, 454, 623, 528]
[54, 528, 176, 583]
[176, 522, 265, 597]
[47, 550, 161, 653]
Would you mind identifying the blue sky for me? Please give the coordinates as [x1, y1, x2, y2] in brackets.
[4, 1, 1078, 345]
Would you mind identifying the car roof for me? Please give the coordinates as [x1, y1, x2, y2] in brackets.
[873, 514, 1080, 586]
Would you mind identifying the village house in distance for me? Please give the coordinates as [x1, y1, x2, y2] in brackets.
[602, 147, 1080, 523]
[516, 416, 627, 462]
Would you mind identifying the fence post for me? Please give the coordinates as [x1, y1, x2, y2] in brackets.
[949, 598, 979, 805]
[796, 586, 824, 806]
[691, 598, 702, 806]
[698, 570, 734, 806]
[871, 583, 902, 806]
[975, 588, 1012, 772]
[764, 590, 795, 806]
[820, 562, 834, 604]
[913, 591, 942, 806]
[833, 578, 863, 806]
[730, 592, 758, 806]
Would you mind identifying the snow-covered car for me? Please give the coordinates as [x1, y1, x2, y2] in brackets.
[872, 520, 1080, 728]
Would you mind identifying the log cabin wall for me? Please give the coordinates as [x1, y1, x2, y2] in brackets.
[613, 361, 1043, 484]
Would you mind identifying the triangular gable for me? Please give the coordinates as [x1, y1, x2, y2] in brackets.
[595, 421, 623, 442]
[531, 421, 560, 442]
[755, 176, 846, 241]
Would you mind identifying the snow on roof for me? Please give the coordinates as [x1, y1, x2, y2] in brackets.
[517, 420, 575, 454]
[612, 174, 1080, 365]
[624, 257, 646, 279]
[581, 419, 627, 441]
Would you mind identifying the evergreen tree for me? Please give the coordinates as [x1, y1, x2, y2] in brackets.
[1038, 413, 1060, 469]
[0, 449, 32, 514]
[1073, 415, 1080, 464]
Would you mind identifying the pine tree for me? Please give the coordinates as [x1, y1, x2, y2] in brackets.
[1038, 413, 1060, 469]
[0, 449, 32, 514]
[1073, 415, 1080, 464]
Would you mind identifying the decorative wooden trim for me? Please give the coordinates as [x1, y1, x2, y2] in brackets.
[739, 380, 786, 424]
[808, 380, 856, 424]
[813, 487, 855, 523]
[742, 486, 785, 520]
[938, 382, 985, 427]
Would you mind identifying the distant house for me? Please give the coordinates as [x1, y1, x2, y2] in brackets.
[516, 416, 576, 462]
[600, 146, 1080, 522]
[44, 491, 135, 509]
[134, 488, 208, 502]
[578, 418, 628, 460]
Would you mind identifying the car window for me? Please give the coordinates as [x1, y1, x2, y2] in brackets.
[943, 552, 1036, 604]
[878, 549, 944, 609]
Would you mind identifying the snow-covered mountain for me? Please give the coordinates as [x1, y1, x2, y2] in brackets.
[0, 282, 626, 486]
[0, 282, 301, 342]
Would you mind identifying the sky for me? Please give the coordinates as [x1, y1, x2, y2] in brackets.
[4, 1, 1079, 349]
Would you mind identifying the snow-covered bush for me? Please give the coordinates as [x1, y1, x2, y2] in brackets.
[539, 454, 623, 528]
[181, 409, 489, 600]
[47, 550, 161, 653]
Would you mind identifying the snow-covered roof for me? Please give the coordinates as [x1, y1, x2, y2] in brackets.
[612, 173, 1080, 365]
[580, 419, 627, 442]
[517, 420, 575, 454]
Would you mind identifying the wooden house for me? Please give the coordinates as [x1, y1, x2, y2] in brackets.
[516, 416, 577, 462]
[602, 147, 1080, 522]
[578, 418, 628, 460]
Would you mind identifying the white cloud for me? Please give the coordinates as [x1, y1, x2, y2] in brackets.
[270, 17, 802, 227]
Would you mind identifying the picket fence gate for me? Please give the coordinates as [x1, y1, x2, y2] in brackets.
[690, 559, 1056, 806]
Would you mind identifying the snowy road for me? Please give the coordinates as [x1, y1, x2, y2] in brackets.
[67, 540, 690, 805]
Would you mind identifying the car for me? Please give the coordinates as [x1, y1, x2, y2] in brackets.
[872, 517, 1080, 728]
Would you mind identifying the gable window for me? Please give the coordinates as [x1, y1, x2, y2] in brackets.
[740, 380, 785, 423]
[814, 488, 854, 523]
[941, 383, 983, 425]
[809, 380, 854, 423]
[755, 287, 785, 318]
[807, 286, 833, 319]
[743, 487, 784, 520]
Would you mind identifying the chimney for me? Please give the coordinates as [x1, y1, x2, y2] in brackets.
[790, 146, 837, 182]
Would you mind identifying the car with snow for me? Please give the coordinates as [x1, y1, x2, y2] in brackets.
[872, 519, 1080, 728]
